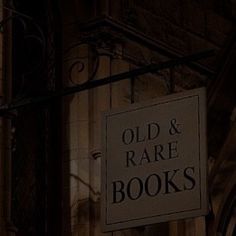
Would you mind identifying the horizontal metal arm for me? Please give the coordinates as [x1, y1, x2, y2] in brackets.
[0, 49, 215, 115]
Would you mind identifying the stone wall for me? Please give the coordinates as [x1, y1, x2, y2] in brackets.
[61, 0, 236, 235]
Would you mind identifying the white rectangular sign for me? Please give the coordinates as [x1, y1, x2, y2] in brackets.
[101, 88, 208, 232]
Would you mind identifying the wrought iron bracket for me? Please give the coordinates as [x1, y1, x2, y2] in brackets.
[0, 49, 215, 116]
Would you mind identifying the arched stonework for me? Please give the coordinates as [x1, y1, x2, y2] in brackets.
[208, 39, 236, 236]
[208, 123, 236, 235]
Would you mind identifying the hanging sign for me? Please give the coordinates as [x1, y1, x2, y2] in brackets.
[101, 88, 208, 232]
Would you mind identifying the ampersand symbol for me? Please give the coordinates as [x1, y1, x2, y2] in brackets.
[169, 119, 181, 135]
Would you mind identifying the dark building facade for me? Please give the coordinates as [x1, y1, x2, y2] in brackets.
[0, 0, 236, 235]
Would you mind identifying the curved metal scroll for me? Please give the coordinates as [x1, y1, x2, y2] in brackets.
[64, 42, 100, 86]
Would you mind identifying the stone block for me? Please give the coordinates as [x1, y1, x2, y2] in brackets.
[160, 0, 183, 26]
[64, 121, 89, 151]
[181, 1, 206, 37]
[206, 11, 233, 47]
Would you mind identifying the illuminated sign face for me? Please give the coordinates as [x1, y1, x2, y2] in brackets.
[101, 88, 208, 232]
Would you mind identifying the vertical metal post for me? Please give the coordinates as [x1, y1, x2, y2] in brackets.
[169, 67, 175, 94]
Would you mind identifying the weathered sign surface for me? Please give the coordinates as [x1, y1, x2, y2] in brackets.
[101, 88, 208, 232]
